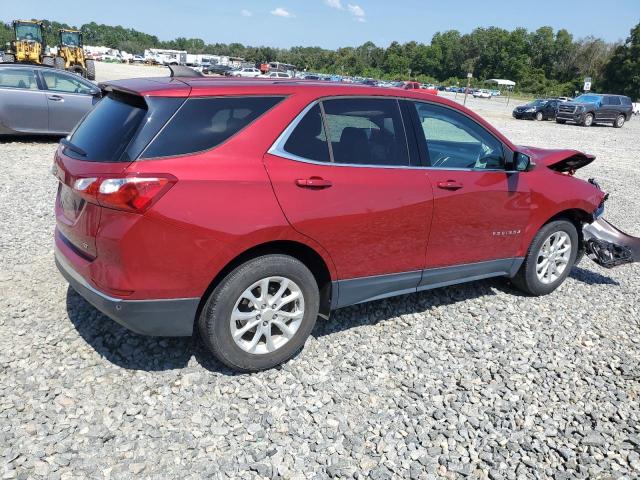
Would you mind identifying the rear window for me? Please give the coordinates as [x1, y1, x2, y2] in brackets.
[141, 96, 283, 159]
[66, 93, 148, 162]
[621, 97, 632, 106]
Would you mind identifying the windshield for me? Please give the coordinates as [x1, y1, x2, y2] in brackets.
[575, 94, 602, 104]
[60, 31, 81, 46]
[15, 24, 43, 42]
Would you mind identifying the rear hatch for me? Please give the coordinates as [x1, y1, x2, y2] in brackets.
[54, 85, 187, 259]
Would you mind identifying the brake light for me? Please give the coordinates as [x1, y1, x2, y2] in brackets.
[72, 175, 176, 213]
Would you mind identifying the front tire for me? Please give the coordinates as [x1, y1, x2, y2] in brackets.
[53, 56, 65, 70]
[198, 255, 320, 371]
[613, 114, 625, 128]
[85, 59, 96, 80]
[512, 220, 578, 296]
[535, 111, 543, 121]
[582, 113, 594, 127]
[556, 119, 565, 124]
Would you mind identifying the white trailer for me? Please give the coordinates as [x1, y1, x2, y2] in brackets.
[144, 48, 188, 65]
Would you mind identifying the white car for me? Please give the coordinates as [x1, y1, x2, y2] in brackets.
[473, 89, 492, 99]
[233, 68, 261, 78]
[266, 72, 292, 78]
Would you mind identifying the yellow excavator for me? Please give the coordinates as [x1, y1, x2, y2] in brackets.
[55, 29, 95, 80]
[2, 20, 54, 66]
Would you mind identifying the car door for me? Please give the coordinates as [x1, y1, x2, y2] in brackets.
[0, 67, 48, 133]
[545, 100, 558, 119]
[596, 96, 614, 122]
[405, 100, 531, 274]
[265, 97, 433, 307]
[39, 69, 99, 134]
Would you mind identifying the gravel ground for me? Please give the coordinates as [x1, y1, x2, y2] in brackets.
[1, 65, 639, 479]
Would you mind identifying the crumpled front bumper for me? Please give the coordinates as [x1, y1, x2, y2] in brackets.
[583, 218, 640, 269]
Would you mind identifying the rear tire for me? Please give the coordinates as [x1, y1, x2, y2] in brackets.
[54, 56, 65, 70]
[613, 114, 625, 128]
[198, 255, 320, 372]
[85, 59, 96, 80]
[582, 113, 594, 127]
[42, 56, 54, 67]
[2, 53, 15, 63]
[512, 220, 578, 296]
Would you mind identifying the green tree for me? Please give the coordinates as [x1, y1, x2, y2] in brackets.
[601, 23, 640, 100]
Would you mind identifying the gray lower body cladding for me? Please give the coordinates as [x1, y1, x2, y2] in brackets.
[55, 247, 199, 336]
[332, 258, 523, 309]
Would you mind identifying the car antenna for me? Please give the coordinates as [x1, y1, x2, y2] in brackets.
[167, 65, 204, 78]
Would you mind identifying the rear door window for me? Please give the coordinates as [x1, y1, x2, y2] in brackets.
[321, 98, 410, 166]
[141, 96, 283, 159]
[0, 68, 39, 90]
[282, 104, 330, 163]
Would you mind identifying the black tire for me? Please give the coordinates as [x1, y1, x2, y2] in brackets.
[42, 56, 54, 67]
[613, 114, 625, 128]
[582, 113, 594, 127]
[512, 220, 578, 296]
[53, 56, 65, 70]
[85, 59, 96, 80]
[198, 255, 320, 372]
[535, 111, 543, 121]
[2, 53, 15, 63]
[556, 119, 565, 124]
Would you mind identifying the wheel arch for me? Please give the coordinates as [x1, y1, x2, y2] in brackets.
[195, 240, 334, 325]
[525, 207, 592, 259]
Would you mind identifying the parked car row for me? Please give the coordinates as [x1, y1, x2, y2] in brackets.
[513, 94, 634, 128]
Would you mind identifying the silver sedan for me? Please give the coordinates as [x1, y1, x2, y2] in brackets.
[0, 64, 101, 136]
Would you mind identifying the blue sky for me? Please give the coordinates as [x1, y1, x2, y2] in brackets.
[3, 0, 639, 49]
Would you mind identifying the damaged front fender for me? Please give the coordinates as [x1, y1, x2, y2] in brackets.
[583, 218, 640, 268]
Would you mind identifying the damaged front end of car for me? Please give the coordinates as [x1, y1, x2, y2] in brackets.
[582, 179, 640, 269]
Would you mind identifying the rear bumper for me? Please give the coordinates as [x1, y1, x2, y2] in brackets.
[55, 246, 199, 336]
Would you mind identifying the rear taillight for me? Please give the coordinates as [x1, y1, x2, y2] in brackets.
[72, 175, 176, 213]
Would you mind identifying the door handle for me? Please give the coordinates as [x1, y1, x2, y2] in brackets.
[295, 177, 333, 189]
[437, 180, 463, 190]
[48, 95, 64, 102]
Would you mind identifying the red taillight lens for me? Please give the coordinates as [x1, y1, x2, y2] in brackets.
[72, 175, 176, 213]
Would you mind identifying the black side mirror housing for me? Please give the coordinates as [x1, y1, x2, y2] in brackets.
[514, 152, 533, 172]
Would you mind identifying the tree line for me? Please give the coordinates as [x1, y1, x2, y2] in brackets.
[1, 19, 638, 98]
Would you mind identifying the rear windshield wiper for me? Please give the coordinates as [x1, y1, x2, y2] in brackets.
[60, 138, 87, 157]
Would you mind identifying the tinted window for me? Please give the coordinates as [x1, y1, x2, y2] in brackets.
[283, 104, 330, 162]
[0, 68, 38, 90]
[142, 96, 283, 158]
[322, 98, 409, 166]
[41, 71, 93, 94]
[67, 93, 148, 161]
[621, 97, 632, 106]
[411, 102, 504, 170]
[606, 96, 621, 106]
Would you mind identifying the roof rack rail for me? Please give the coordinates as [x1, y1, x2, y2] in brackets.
[167, 65, 204, 78]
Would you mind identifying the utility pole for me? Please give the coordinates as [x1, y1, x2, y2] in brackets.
[463, 72, 472, 106]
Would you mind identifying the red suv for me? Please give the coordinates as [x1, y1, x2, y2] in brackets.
[54, 74, 639, 371]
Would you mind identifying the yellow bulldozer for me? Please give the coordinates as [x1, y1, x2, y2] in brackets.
[54, 28, 95, 80]
[2, 20, 55, 66]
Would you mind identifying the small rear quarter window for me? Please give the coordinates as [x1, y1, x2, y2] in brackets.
[142, 96, 283, 159]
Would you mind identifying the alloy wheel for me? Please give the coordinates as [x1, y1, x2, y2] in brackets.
[230, 276, 305, 354]
[536, 231, 572, 284]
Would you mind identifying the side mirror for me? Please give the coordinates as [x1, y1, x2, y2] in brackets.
[514, 152, 533, 172]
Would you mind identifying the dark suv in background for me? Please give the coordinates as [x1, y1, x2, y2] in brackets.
[556, 93, 633, 128]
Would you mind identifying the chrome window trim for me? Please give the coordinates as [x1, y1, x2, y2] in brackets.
[269, 95, 415, 170]
[268, 95, 520, 173]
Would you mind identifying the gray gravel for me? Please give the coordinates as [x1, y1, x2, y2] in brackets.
[1, 98, 639, 479]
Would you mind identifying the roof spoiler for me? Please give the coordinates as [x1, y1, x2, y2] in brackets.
[167, 65, 204, 78]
